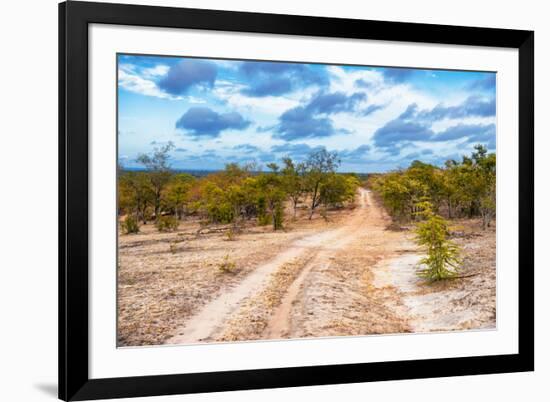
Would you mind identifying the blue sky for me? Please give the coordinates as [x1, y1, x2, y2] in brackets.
[118, 54, 496, 173]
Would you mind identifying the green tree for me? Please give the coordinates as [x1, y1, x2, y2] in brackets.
[240, 177, 262, 220]
[440, 162, 462, 219]
[320, 173, 359, 209]
[202, 181, 234, 224]
[164, 173, 195, 219]
[118, 171, 154, 224]
[407, 160, 444, 211]
[256, 163, 286, 230]
[226, 184, 247, 225]
[136, 142, 175, 220]
[414, 202, 461, 281]
[281, 157, 305, 218]
[472, 145, 496, 229]
[372, 171, 428, 221]
[371, 145, 495, 226]
[304, 149, 340, 219]
[121, 215, 140, 234]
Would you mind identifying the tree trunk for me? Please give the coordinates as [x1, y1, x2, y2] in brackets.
[309, 184, 319, 220]
[154, 199, 160, 221]
[308, 204, 315, 220]
[136, 200, 147, 224]
[481, 208, 493, 230]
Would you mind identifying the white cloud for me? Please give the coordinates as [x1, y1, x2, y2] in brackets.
[118, 65, 205, 102]
[322, 65, 441, 149]
[430, 116, 496, 133]
[327, 66, 384, 93]
[210, 59, 242, 70]
[118, 68, 182, 100]
[142, 64, 169, 78]
[119, 58, 496, 172]
[186, 96, 207, 104]
[213, 79, 301, 115]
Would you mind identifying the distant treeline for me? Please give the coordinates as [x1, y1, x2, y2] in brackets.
[118, 144, 360, 233]
[122, 167, 222, 178]
[370, 144, 496, 229]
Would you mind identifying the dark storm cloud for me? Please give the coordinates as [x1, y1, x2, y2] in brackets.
[274, 106, 335, 141]
[419, 96, 496, 120]
[306, 91, 366, 114]
[241, 62, 302, 75]
[240, 61, 327, 85]
[339, 144, 372, 163]
[272, 91, 366, 141]
[241, 77, 293, 97]
[158, 59, 217, 95]
[432, 123, 496, 143]
[372, 97, 496, 153]
[373, 119, 434, 148]
[239, 61, 328, 97]
[175, 107, 251, 138]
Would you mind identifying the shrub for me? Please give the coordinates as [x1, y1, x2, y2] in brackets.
[206, 201, 234, 224]
[257, 196, 271, 226]
[122, 215, 139, 234]
[414, 202, 461, 281]
[225, 228, 237, 241]
[203, 182, 235, 224]
[218, 254, 237, 274]
[156, 215, 179, 232]
[169, 241, 178, 254]
[258, 214, 271, 226]
[320, 207, 329, 222]
[273, 203, 284, 230]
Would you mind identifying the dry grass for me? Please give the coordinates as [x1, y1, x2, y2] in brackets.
[117, 193, 496, 346]
[288, 232, 412, 338]
[217, 257, 309, 342]
[268, 192, 415, 339]
[434, 218, 496, 329]
[378, 218, 496, 333]
[281, 217, 495, 338]
[117, 205, 355, 346]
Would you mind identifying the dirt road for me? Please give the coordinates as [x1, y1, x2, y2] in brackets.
[166, 188, 410, 344]
[165, 187, 495, 345]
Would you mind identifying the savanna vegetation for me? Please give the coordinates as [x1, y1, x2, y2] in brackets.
[118, 144, 361, 234]
[119, 142, 495, 282]
[370, 144, 496, 280]
[118, 143, 497, 345]
[371, 144, 496, 229]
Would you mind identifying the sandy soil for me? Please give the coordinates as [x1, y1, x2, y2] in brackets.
[118, 195, 355, 346]
[372, 230, 496, 333]
[118, 189, 496, 347]
[167, 189, 372, 344]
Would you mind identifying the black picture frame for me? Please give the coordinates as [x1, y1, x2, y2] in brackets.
[59, 1, 534, 400]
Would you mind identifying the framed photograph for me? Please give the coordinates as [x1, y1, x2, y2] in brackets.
[59, 1, 534, 400]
